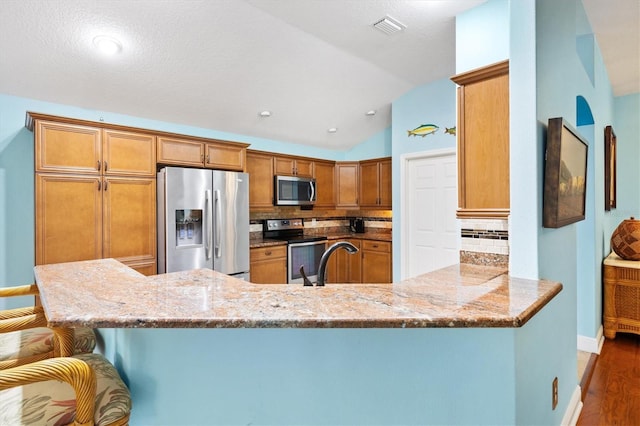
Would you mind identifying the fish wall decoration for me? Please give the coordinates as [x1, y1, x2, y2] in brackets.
[444, 126, 456, 136]
[407, 124, 438, 137]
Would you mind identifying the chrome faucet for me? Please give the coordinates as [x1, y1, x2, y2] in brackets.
[301, 241, 358, 287]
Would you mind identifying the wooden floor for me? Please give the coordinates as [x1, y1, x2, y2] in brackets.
[577, 333, 640, 426]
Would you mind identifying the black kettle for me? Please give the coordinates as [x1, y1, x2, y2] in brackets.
[350, 218, 365, 233]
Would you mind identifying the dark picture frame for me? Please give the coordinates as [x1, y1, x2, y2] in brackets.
[543, 117, 589, 228]
[604, 125, 617, 211]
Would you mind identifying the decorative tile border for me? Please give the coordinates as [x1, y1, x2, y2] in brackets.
[460, 218, 510, 258]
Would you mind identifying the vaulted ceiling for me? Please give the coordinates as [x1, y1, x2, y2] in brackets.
[0, 1, 637, 150]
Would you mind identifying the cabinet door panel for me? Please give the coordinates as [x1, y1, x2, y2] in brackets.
[36, 121, 101, 174]
[103, 130, 156, 176]
[378, 159, 392, 208]
[247, 152, 275, 210]
[335, 163, 359, 208]
[313, 161, 335, 208]
[274, 156, 296, 176]
[205, 142, 245, 171]
[362, 251, 391, 283]
[294, 159, 314, 177]
[35, 174, 102, 265]
[358, 162, 379, 207]
[157, 137, 204, 167]
[102, 177, 156, 265]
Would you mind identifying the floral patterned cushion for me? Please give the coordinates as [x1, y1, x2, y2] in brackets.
[0, 353, 131, 426]
[0, 327, 96, 361]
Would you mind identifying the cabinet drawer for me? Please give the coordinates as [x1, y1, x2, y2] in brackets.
[250, 245, 287, 261]
[361, 240, 391, 253]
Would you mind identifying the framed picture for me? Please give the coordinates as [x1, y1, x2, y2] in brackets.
[543, 117, 589, 228]
[604, 125, 617, 211]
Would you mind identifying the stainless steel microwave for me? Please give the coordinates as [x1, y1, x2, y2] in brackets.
[274, 175, 316, 206]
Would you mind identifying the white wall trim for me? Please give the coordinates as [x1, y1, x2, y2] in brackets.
[561, 386, 583, 426]
[399, 148, 456, 280]
[577, 325, 604, 354]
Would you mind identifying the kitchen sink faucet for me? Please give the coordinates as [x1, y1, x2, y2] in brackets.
[300, 241, 359, 286]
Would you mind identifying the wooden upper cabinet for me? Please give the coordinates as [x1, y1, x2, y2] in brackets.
[246, 151, 275, 210]
[157, 137, 247, 171]
[273, 155, 313, 177]
[335, 162, 359, 208]
[157, 136, 204, 167]
[204, 141, 246, 171]
[35, 120, 155, 177]
[451, 60, 509, 219]
[358, 157, 391, 209]
[35, 120, 102, 174]
[313, 160, 335, 208]
[103, 129, 156, 176]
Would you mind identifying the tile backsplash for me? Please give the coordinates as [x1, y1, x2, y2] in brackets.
[459, 218, 509, 267]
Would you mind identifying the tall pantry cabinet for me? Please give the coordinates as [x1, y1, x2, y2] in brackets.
[30, 113, 157, 275]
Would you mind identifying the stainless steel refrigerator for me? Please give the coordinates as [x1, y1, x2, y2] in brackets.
[157, 167, 250, 279]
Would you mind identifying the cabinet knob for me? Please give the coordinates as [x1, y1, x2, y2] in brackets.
[265, 250, 272, 256]
[104, 161, 108, 172]
[206, 155, 210, 164]
[97, 180, 101, 191]
[96, 160, 101, 171]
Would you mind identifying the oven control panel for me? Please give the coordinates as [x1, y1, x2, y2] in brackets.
[265, 218, 304, 231]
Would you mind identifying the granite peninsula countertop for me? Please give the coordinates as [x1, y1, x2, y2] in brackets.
[34, 258, 561, 329]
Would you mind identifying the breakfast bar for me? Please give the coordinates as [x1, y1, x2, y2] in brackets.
[34, 258, 564, 425]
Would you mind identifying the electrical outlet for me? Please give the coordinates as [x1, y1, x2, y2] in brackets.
[552, 377, 559, 410]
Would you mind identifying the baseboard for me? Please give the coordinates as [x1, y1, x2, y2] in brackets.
[561, 385, 583, 426]
[577, 325, 604, 354]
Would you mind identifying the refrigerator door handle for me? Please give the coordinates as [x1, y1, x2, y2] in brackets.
[214, 189, 222, 258]
[205, 189, 213, 260]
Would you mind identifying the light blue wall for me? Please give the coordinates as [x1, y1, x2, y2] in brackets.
[608, 93, 640, 242]
[343, 126, 391, 161]
[109, 327, 526, 425]
[456, 0, 510, 73]
[390, 79, 457, 281]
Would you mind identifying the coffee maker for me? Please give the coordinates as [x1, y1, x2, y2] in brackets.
[349, 218, 365, 233]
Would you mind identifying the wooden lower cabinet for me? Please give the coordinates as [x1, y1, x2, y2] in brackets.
[102, 177, 157, 274]
[35, 173, 103, 265]
[361, 240, 392, 283]
[250, 245, 287, 284]
[325, 239, 362, 284]
[35, 173, 157, 275]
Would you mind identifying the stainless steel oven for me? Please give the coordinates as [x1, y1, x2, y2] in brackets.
[263, 219, 327, 284]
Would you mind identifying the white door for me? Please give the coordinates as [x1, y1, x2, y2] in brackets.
[401, 149, 459, 279]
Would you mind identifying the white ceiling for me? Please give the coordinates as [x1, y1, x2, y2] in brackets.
[0, 1, 637, 151]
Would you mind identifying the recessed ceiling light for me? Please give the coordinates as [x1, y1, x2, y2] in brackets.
[366, 110, 377, 116]
[93, 35, 122, 55]
[259, 111, 271, 117]
[328, 128, 338, 133]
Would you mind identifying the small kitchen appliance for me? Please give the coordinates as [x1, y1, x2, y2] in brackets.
[350, 218, 365, 233]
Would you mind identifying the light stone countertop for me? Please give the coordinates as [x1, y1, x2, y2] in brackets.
[34, 258, 561, 329]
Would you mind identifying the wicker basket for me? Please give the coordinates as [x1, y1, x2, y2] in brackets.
[611, 217, 640, 261]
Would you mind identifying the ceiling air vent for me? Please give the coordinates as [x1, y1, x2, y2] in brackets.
[372, 15, 406, 35]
